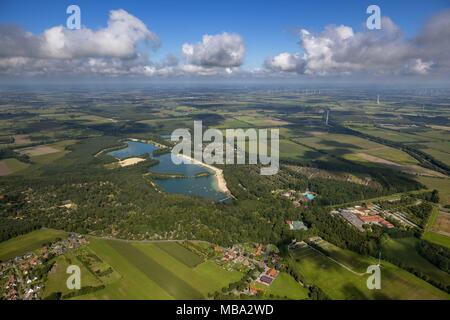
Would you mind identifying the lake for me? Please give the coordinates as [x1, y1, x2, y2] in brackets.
[108, 141, 229, 201]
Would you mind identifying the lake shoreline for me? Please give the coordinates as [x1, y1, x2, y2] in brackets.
[176, 153, 233, 198]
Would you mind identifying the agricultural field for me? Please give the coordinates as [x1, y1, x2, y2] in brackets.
[348, 124, 426, 143]
[213, 117, 253, 129]
[265, 272, 309, 300]
[418, 176, 450, 206]
[289, 240, 449, 300]
[17, 140, 77, 165]
[0, 158, 29, 176]
[0, 229, 67, 261]
[13, 134, 32, 145]
[417, 143, 450, 167]
[137, 118, 195, 134]
[294, 133, 419, 166]
[235, 115, 291, 127]
[422, 206, 450, 248]
[381, 237, 450, 287]
[47, 239, 244, 300]
[43, 251, 105, 298]
[277, 139, 322, 161]
[433, 211, 450, 236]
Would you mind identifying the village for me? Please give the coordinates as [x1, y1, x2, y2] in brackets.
[213, 243, 283, 296]
[0, 234, 87, 300]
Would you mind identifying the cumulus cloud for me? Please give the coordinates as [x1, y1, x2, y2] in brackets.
[182, 32, 245, 68]
[264, 10, 450, 77]
[0, 16, 246, 78]
[1, 10, 159, 60]
[0, 9, 160, 76]
[264, 52, 305, 73]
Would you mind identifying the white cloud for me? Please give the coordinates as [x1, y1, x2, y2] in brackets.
[264, 52, 304, 73]
[0, 9, 160, 76]
[182, 32, 245, 68]
[264, 11, 450, 77]
[1, 9, 159, 60]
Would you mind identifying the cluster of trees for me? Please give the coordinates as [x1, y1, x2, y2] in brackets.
[405, 202, 433, 228]
[303, 207, 381, 256]
[308, 285, 330, 300]
[420, 189, 440, 203]
[0, 136, 14, 144]
[417, 240, 450, 274]
[0, 219, 41, 243]
[382, 254, 449, 293]
[381, 241, 450, 293]
[378, 196, 435, 229]
[0, 148, 30, 163]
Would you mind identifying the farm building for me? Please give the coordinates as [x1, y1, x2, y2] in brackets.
[260, 275, 273, 285]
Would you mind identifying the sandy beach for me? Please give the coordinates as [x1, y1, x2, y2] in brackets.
[117, 157, 146, 167]
[177, 153, 233, 197]
[129, 138, 167, 149]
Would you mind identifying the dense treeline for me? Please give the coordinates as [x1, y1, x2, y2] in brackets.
[417, 240, 450, 274]
[0, 136, 14, 144]
[302, 206, 380, 256]
[405, 202, 433, 228]
[0, 219, 41, 244]
[282, 147, 423, 197]
[0, 148, 30, 163]
[382, 253, 450, 293]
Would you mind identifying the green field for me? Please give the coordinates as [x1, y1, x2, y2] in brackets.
[294, 133, 418, 166]
[0, 158, 30, 175]
[422, 205, 450, 248]
[154, 242, 204, 267]
[422, 232, 450, 249]
[29, 140, 77, 165]
[349, 125, 426, 143]
[278, 139, 322, 161]
[235, 115, 290, 127]
[60, 239, 243, 300]
[418, 176, 450, 206]
[266, 272, 309, 300]
[213, 117, 252, 129]
[421, 148, 450, 167]
[381, 236, 450, 286]
[0, 229, 67, 261]
[290, 240, 449, 300]
[43, 252, 104, 298]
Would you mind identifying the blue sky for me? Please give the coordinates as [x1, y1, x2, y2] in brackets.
[0, 0, 449, 81]
[0, 0, 448, 69]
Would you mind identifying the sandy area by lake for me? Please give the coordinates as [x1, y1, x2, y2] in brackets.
[177, 153, 233, 197]
[117, 157, 146, 167]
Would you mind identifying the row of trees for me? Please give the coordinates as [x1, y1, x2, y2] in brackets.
[417, 240, 450, 274]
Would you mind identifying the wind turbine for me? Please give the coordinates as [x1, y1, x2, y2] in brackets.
[377, 251, 383, 268]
